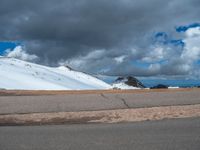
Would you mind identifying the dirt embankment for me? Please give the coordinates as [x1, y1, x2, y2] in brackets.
[1, 104, 200, 126]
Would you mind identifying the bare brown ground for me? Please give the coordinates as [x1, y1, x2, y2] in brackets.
[1, 104, 200, 126]
[0, 88, 199, 96]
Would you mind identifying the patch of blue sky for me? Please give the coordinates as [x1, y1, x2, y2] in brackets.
[194, 60, 200, 65]
[0, 41, 20, 55]
[156, 59, 168, 65]
[155, 32, 168, 38]
[170, 39, 185, 47]
[176, 23, 200, 32]
[153, 32, 185, 48]
[154, 32, 168, 44]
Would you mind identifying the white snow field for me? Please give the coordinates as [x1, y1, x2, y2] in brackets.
[112, 82, 140, 90]
[0, 57, 111, 90]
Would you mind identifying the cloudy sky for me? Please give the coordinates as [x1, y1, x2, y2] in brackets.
[0, 0, 200, 80]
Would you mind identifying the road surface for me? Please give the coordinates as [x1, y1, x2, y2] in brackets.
[0, 117, 200, 150]
[1, 89, 200, 115]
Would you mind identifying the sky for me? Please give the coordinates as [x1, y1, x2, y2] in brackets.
[0, 0, 200, 81]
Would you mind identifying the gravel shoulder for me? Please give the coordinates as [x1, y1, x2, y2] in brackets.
[1, 104, 200, 126]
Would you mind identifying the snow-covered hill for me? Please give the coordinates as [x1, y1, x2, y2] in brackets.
[0, 57, 111, 90]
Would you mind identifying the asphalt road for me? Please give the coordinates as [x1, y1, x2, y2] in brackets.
[0, 117, 200, 150]
[1, 89, 200, 114]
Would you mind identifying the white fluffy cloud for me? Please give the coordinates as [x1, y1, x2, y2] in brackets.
[162, 27, 200, 77]
[114, 55, 127, 64]
[59, 50, 108, 71]
[142, 47, 166, 63]
[105, 26, 200, 78]
[181, 27, 200, 62]
[5, 46, 39, 62]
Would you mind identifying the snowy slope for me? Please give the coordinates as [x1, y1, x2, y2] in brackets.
[0, 57, 111, 90]
[112, 83, 140, 90]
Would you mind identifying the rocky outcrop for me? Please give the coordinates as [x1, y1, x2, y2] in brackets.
[115, 76, 145, 88]
[150, 84, 168, 89]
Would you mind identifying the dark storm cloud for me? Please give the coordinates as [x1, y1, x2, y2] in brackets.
[0, 0, 200, 77]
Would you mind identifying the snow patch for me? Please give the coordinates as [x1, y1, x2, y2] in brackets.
[168, 86, 179, 89]
[112, 83, 140, 90]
